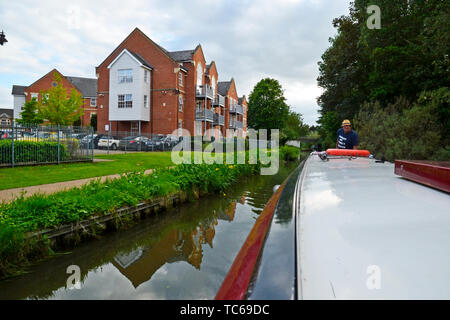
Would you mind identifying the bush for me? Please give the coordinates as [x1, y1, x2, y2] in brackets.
[0, 140, 67, 164]
[353, 88, 450, 161]
[280, 145, 300, 161]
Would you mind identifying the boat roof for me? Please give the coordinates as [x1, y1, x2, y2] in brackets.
[297, 155, 450, 299]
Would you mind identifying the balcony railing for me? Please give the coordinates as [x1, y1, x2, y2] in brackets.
[213, 113, 225, 126]
[213, 94, 225, 107]
[196, 84, 214, 99]
[229, 120, 243, 129]
[196, 108, 214, 122]
[229, 103, 243, 114]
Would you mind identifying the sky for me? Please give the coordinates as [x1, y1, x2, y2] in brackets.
[0, 0, 351, 125]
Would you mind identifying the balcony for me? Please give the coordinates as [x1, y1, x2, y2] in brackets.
[213, 113, 225, 126]
[229, 120, 243, 129]
[213, 94, 225, 107]
[196, 108, 214, 122]
[196, 84, 214, 100]
[229, 103, 243, 114]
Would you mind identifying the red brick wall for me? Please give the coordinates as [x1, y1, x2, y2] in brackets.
[25, 69, 95, 127]
[96, 28, 179, 136]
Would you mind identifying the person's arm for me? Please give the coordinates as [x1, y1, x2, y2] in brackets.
[353, 132, 359, 150]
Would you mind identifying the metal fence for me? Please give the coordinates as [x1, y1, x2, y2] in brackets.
[0, 123, 94, 168]
[97, 131, 183, 153]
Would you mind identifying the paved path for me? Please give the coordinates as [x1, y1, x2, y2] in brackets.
[0, 168, 155, 203]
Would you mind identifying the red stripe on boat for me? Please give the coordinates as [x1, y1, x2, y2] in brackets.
[395, 160, 450, 193]
[215, 181, 286, 300]
[326, 148, 370, 157]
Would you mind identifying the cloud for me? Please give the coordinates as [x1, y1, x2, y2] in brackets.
[0, 0, 350, 124]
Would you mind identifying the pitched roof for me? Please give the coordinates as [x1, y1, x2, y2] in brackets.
[129, 51, 154, 69]
[218, 81, 232, 96]
[12, 85, 26, 95]
[65, 76, 98, 97]
[0, 108, 13, 118]
[167, 49, 195, 62]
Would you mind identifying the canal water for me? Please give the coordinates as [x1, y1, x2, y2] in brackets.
[0, 163, 297, 300]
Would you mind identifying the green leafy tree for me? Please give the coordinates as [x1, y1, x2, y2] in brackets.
[17, 98, 43, 125]
[317, 111, 341, 149]
[38, 72, 84, 126]
[316, 0, 449, 159]
[248, 78, 290, 134]
[281, 111, 309, 144]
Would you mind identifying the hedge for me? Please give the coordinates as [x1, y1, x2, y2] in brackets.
[0, 140, 67, 165]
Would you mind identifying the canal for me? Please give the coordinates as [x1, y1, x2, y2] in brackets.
[0, 162, 297, 300]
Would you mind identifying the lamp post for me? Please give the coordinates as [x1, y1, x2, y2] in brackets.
[0, 30, 7, 46]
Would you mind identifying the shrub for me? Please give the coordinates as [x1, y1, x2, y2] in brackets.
[353, 88, 450, 161]
[280, 145, 300, 161]
[0, 140, 67, 164]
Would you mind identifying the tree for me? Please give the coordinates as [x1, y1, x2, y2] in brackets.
[17, 98, 43, 125]
[38, 72, 84, 126]
[317, 111, 341, 148]
[281, 111, 309, 144]
[316, 0, 450, 158]
[247, 78, 290, 134]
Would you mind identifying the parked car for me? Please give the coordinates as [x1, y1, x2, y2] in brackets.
[145, 135, 180, 151]
[80, 134, 101, 149]
[98, 136, 121, 150]
[119, 136, 149, 151]
[0, 131, 13, 140]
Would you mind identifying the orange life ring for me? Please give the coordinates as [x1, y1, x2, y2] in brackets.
[326, 148, 371, 157]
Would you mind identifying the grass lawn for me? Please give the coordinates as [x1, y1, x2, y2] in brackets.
[0, 152, 174, 191]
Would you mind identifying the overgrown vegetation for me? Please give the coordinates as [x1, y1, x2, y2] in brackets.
[280, 145, 300, 161]
[354, 89, 450, 161]
[0, 162, 261, 277]
[317, 0, 449, 160]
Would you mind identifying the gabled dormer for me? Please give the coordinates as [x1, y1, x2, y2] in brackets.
[107, 49, 153, 122]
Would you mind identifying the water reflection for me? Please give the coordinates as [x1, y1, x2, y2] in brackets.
[0, 163, 297, 300]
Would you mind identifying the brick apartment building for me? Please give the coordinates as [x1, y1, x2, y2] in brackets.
[12, 69, 97, 127]
[96, 27, 247, 139]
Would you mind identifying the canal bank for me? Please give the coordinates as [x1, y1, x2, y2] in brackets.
[0, 161, 298, 299]
[0, 162, 261, 278]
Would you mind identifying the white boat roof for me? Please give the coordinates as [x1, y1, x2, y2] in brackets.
[297, 155, 450, 299]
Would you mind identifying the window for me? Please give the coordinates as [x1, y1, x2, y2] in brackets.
[118, 94, 132, 108]
[178, 120, 182, 136]
[125, 94, 132, 108]
[31, 93, 38, 100]
[118, 69, 133, 83]
[178, 95, 183, 112]
[90, 98, 97, 107]
[144, 70, 149, 83]
[196, 101, 202, 112]
[178, 72, 183, 86]
[144, 95, 148, 108]
[52, 81, 57, 87]
[196, 63, 203, 88]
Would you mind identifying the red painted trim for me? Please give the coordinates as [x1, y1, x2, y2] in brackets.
[395, 160, 450, 193]
[215, 180, 286, 300]
[326, 148, 370, 157]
